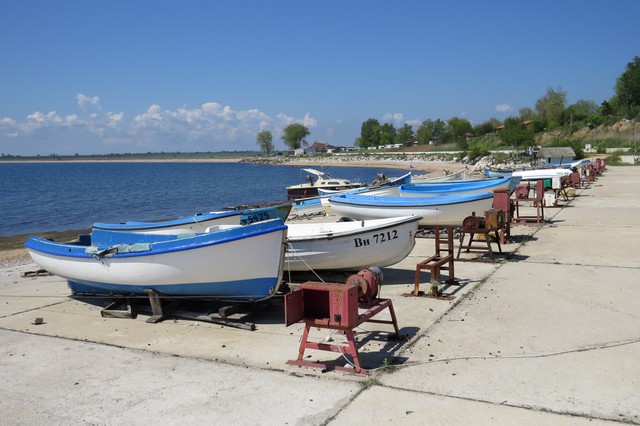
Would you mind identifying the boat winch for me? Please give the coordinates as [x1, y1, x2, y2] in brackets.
[346, 267, 383, 302]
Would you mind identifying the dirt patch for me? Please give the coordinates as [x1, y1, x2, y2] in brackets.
[0, 229, 88, 266]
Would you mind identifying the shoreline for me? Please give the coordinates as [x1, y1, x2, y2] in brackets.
[0, 156, 469, 265]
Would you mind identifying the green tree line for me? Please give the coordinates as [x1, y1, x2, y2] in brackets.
[354, 55, 640, 152]
[255, 55, 640, 156]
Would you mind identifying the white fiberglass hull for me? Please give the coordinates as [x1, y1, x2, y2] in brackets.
[328, 194, 494, 227]
[26, 222, 287, 301]
[285, 216, 420, 271]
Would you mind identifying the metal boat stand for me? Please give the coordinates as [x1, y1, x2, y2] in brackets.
[100, 290, 258, 330]
[285, 281, 403, 375]
[410, 226, 459, 298]
[456, 227, 502, 261]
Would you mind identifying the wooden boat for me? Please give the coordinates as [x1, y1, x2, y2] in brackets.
[398, 176, 521, 196]
[92, 204, 292, 234]
[24, 219, 288, 302]
[286, 168, 366, 199]
[328, 192, 494, 226]
[285, 216, 421, 272]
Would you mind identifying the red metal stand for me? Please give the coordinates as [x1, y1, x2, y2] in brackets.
[285, 281, 401, 375]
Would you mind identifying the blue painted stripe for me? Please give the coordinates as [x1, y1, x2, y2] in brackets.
[92, 210, 242, 231]
[25, 219, 287, 258]
[67, 276, 280, 300]
[329, 191, 493, 207]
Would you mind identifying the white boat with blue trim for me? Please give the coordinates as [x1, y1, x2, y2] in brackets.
[25, 219, 288, 302]
[286, 168, 366, 200]
[285, 216, 421, 272]
[92, 204, 292, 234]
[328, 192, 494, 226]
[398, 176, 520, 196]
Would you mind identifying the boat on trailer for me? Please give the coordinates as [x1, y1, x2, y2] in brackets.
[25, 219, 288, 302]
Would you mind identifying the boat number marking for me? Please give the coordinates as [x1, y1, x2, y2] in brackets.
[354, 230, 398, 247]
[241, 212, 270, 225]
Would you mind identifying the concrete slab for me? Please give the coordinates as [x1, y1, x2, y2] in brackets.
[0, 329, 360, 425]
[0, 237, 498, 376]
[1, 165, 638, 424]
[331, 386, 601, 425]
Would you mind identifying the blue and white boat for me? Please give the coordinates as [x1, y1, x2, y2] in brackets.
[316, 171, 412, 196]
[398, 176, 521, 196]
[328, 192, 494, 226]
[25, 219, 288, 301]
[92, 204, 292, 234]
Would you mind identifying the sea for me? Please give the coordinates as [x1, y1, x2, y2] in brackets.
[0, 161, 409, 237]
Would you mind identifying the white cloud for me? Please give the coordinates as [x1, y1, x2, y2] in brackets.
[1, 95, 321, 155]
[1, 117, 16, 125]
[77, 93, 100, 110]
[382, 112, 404, 124]
[301, 113, 317, 128]
[495, 104, 513, 113]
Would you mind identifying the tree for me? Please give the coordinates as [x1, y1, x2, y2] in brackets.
[256, 130, 274, 156]
[473, 118, 501, 136]
[378, 122, 396, 146]
[358, 118, 381, 148]
[519, 107, 536, 121]
[418, 119, 447, 144]
[614, 56, 640, 117]
[498, 117, 534, 152]
[281, 123, 310, 150]
[599, 100, 616, 116]
[415, 120, 433, 145]
[563, 99, 597, 124]
[535, 87, 567, 129]
[394, 123, 414, 145]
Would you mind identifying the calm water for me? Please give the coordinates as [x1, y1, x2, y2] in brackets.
[0, 162, 408, 237]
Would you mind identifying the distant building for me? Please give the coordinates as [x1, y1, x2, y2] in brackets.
[538, 147, 575, 164]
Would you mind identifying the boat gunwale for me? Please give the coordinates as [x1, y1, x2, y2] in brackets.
[25, 219, 288, 259]
[286, 216, 421, 242]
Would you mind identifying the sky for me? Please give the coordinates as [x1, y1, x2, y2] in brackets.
[1, 0, 639, 156]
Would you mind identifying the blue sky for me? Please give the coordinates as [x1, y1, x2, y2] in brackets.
[1, 0, 639, 156]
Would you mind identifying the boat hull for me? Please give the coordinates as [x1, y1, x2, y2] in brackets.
[512, 168, 571, 181]
[399, 177, 516, 196]
[328, 192, 494, 226]
[25, 220, 288, 301]
[92, 205, 291, 234]
[285, 216, 420, 271]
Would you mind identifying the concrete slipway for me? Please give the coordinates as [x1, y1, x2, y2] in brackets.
[1, 166, 638, 425]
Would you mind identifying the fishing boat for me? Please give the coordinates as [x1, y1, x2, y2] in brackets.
[483, 167, 515, 178]
[24, 219, 288, 302]
[92, 204, 292, 234]
[285, 216, 421, 272]
[398, 176, 521, 196]
[512, 168, 571, 181]
[412, 168, 466, 183]
[328, 192, 494, 226]
[316, 171, 412, 196]
[286, 168, 366, 199]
